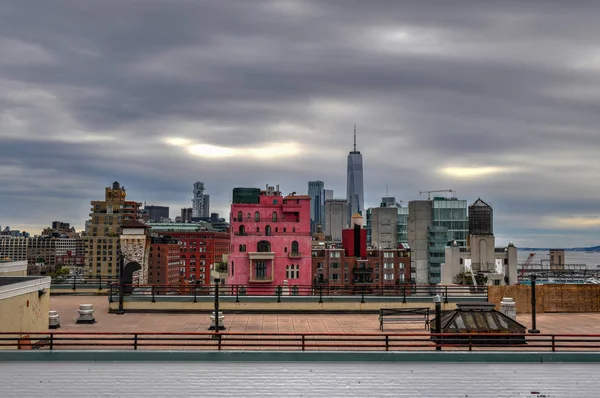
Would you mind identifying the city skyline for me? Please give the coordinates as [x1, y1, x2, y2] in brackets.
[2, 2, 600, 247]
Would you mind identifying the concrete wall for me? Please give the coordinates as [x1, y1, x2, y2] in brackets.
[1, 361, 597, 397]
[108, 296, 467, 312]
[0, 290, 49, 333]
[489, 284, 600, 314]
[0, 260, 27, 276]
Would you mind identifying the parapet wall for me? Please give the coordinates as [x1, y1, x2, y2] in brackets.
[489, 284, 600, 314]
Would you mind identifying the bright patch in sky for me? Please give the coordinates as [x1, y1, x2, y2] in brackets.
[439, 166, 517, 178]
[165, 137, 302, 159]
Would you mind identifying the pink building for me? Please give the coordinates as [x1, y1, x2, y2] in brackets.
[228, 187, 312, 292]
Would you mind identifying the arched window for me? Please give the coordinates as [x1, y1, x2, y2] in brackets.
[255, 211, 260, 222]
[283, 227, 287, 233]
[256, 227, 260, 232]
[272, 212, 278, 222]
[275, 227, 278, 233]
[243, 244, 246, 252]
[257, 240, 271, 252]
[265, 225, 271, 236]
[239, 244, 245, 252]
[239, 225, 245, 235]
[236, 211, 243, 222]
[292, 227, 296, 233]
[284, 247, 288, 253]
[291, 241, 299, 253]
[246, 213, 251, 220]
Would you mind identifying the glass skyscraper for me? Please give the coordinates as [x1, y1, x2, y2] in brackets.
[346, 126, 364, 222]
[308, 180, 325, 233]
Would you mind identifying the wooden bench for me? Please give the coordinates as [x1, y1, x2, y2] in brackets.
[379, 308, 430, 331]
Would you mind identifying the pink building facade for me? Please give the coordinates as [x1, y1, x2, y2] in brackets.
[228, 188, 312, 291]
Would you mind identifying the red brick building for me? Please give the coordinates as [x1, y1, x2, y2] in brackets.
[156, 231, 230, 285]
[148, 236, 182, 285]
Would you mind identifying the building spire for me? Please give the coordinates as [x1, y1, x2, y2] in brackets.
[353, 125, 356, 152]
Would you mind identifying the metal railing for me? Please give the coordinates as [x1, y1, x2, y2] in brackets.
[2, 332, 600, 352]
[51, 276, 120, 291]
[107, 283, 486, 304]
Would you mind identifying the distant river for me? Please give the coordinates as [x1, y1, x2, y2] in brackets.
[517, 250, 600, 267]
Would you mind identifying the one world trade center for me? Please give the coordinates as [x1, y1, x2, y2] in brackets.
[346, 125, 364, 223]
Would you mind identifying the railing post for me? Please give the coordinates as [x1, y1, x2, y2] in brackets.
[552, 335, 556, 352]
[109, 284, 114, 303]
[468, 335, 472, 351]
[98, 275, 102, 291]
[277, 285, 282, 303]
[151, 285, 156, 303]
[444, 286, 449, 304]
[49, 333, 54, 350]
[403, 286, 407, 304]
[218, 334, 222, 351]
[361, 286, 365, 304]
[302, 334, 305, 351]
[193, 284, 198, 303]
[385, 335, 389, 351]
[235, 285, 240, 303]
[318, 286, 323, 304]
[134, 333, 138, 350]
[72, 276, 77, 291]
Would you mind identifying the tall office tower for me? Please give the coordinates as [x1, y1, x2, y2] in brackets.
[346, 125, 364, 223]
[192, 182, 206, 218]
[308, 181, 325, 234]
[325, 199, 349, 241]
[408, 197, 467, 285]
[86, 181, 141, 278]
[145, 205, 170, 222]
[202, 195, 210, 218]
[181, 208, 193, 223]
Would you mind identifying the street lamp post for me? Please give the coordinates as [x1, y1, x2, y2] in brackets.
[116, 251, 125, 315]
[528, 274, 540, 333]
[209, 278, 225, 331]
[433, 294, 442, 351]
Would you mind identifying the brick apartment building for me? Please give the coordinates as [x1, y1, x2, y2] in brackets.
[148, 236, 182, 285]
[312, 214, 411, 289]
[153, 231, 230, 285]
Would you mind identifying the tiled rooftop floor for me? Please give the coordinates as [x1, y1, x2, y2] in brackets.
[48, 295, 600, 335]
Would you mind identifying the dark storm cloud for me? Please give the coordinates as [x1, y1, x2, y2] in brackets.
[1, 0, 600, 246]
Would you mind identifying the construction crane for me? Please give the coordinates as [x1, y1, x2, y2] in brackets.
[419, 190, 456, 200]
[519, 253, 536, 279]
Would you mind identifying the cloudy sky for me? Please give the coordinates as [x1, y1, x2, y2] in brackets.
[1, 0, 600, 247]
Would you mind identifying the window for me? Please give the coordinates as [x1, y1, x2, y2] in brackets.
[286, 264, 299, 279]
[255, 261, 267, 277]
[257, 240, 271, 252]
[317, 262, 324, 270]
[265, 225, 271, 236]
[238, 225, 245, 235]
[272, 212, 278, 222]
[254, 212, 260, 222]
[384, 274, 394, 281]
[283, 227, 287, 233]
[273, 199, 277, 204]
[236, 211, 243, 222]
[331, 262, 340, 269]
[384, 262, 394, 269]
[239, 244, 246, 252]
[384, 252, 394, 258]
[256, 227, 260, 232]
[330, 251, 340, 258]
[247, 213, 251, 220]
[331, 274, 339, 281]
[291, 241, 299, 253]
[292, 227, 296, 233]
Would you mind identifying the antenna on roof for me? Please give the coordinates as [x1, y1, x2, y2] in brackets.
[353, 125, 357, 152]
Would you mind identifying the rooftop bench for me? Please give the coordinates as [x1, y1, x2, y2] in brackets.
[379, 308, 430, 331]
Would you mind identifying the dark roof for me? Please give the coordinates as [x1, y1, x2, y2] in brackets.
[122, 219, 150, 229]
[0, 276, 44, 287]
[470, 198, 491, 208]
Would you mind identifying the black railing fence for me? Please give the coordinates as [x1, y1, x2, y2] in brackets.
[106, 283, 486, 304]
[2, 332, 600, 352]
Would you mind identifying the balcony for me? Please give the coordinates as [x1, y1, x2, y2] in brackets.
[288, 252, 302, 259]
[313, 278, 328, 284]
[352, 267, 373, 274]
[353, 278, 374, 284]
[249, 275, 274, 283]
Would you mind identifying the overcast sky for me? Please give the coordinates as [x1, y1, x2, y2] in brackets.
[1, 1, 600, 247]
